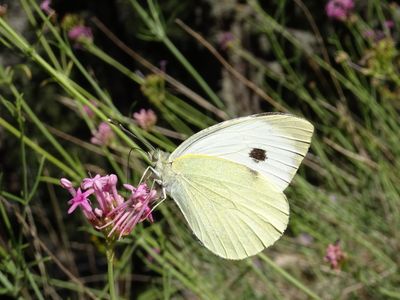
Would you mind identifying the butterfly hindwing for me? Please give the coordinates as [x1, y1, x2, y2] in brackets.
[168, 154, 289, 259]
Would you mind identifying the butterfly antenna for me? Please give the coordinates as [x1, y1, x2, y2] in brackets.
[108, 119, 155, 153]
[125, 148, 134, 181]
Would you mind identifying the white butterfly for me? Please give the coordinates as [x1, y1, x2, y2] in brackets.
[152, 113, 314, 260]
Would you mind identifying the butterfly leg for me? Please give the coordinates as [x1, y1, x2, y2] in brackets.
[149, 185, 167, 214]
[138, 166, 152, 185]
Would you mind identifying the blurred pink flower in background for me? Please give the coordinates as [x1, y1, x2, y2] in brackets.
[61, 175, 158, 239]
[384, 20, 395, 29]
[133, 109, 157, 131]
[363, 29, 375, 39]
[40, 0, 54, 15]
[364, 30, 386, 42]
[82, 99, 97, 118]
[0, 4, 7, 17]
[297, 233, 314, 246]
[91, 122, 114, 145]
[68, 25, 93, 44]
[218, 31, 235, 50]
[324, 241, 346, 270]
[325, 0, 354, 21]
[362, 19, 394, 42]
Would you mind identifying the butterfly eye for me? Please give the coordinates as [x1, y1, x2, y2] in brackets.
[249, 148, 267, 163]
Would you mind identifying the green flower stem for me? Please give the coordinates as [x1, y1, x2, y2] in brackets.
[20, 97, 85, 177]
[129, 0, 224, 109]
[138, 239, 216, 299]
[16, 96, 28, 202]
[0, 118, 80, 180]
[24, 0, 117, 110]
[86, 44, 144, 85]
[162, 36, 224, 108]
[86, 44, 216, 133]
[0, 17, 151, 164]
[258, 253, 321, 300]
[0, 67, 80, 175]
[106, 248, 117, 300]
[20, 0, 63, 71]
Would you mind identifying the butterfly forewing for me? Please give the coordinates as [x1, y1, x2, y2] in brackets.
[169, 114, 314, 191]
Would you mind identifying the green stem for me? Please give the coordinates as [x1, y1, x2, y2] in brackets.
[86, 44, 144, 85]
[106, 248, 117, 300]
[258, 253, 321, 300]
[128, 0, 224, 108]
[25, 0, 116, 109]
[0, 17, 150, 164]
[16, 96, 28, 202]
[0, 117, 79, 180]
[162, 37, 224, 108]
[20, 96, 85, 177]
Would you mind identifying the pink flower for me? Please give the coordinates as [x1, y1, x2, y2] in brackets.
[133, 109, 157, 131]
[40, 0, 54, 15]
[81, 174, 123, 213]
[0, 4, 7, 17]
[82, 100, 97, 118]
[68, 25, 93, 44]
[82, 174, 109, 190]
[106, 183, 157, 238]
[362, 29, 386, 42]
[218, 32, 235, 50]
[61, 174, 159, 240]
[67, 188, 94, 215]
[363, 29, 375, 38]
[297, 233, 314, 246]
[91, 122, 114, 146]
[384, 20, 395, 29]
[60, 178, 76, 196]
[324, 241, 346, 270]
[60, 178, 73, 189]
[325, 0, 354, 21]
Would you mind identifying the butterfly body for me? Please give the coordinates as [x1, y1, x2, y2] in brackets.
[152, 113, 314, 260]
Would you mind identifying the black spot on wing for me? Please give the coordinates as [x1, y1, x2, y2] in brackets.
[249, 148, 267, 163]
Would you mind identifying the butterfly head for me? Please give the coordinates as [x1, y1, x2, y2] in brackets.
[149, 149, 172, 183]
[150, 148, 169, 164]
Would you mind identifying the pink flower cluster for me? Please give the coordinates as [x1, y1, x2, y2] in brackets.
[91, 122, 114, 146]
[325, 0, 354, 21]
[68, 25, 93, 44]
[324, 241, 346, 270]
[133, 109, 157, 131]
[40, 0, 54, 15]
[218, 32, 235, 50]
[363, 20, 395, 42]
[0, 4, 7, 17]
[61, 174, 158, 239]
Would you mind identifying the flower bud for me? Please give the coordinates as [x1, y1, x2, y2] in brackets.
[60, 178, 73, 189]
